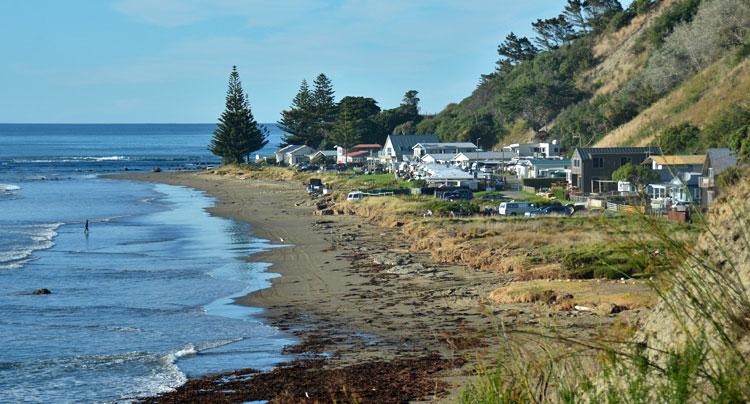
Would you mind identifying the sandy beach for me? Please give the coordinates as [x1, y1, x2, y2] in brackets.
[112, 170, 639, 403]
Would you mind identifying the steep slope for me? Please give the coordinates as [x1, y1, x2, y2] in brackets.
[597, 57, 750, 147]
[417, 0, 749, 155]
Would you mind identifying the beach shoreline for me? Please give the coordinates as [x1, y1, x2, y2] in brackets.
[110, 169, 639, 403]
[111, 170, 485, 402]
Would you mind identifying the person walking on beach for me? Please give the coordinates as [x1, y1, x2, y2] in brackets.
[84, 220, 89, 234]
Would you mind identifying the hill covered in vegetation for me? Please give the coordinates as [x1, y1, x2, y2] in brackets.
[415, 0, 750, 157]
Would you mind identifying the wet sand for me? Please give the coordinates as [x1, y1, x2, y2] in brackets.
[111, 170, 630, 403]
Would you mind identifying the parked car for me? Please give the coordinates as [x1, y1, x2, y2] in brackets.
[437, 188, 473, 201]
[498, 201, 536, 216]
[525, 204, 574, 217]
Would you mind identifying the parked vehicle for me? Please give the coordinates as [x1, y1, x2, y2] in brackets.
[437, 188, 473, 201]
[525, 204, 574, 217]
[346, 189, 395, 202]
[307, 178, 325, 194]
[347, 191, 365, 202]
[498, 201, 536, 216]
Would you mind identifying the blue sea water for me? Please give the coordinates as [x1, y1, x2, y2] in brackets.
[0, 124, 291, 402]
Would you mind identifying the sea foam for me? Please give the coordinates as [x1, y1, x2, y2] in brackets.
[0, 223, 62, 270]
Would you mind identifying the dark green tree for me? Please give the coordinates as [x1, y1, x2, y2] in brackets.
[335, 96, 382, 145]
[278, 80, 320, 147]
[564, 0, 589, 33]
[584, 0, 623, 31]
[311, 73, 337, 145]
[373, 91, 423, 140]
[496, 32, 539, 72]
[532, 16, 574, 50]
[612, 163, 660, 187]
[209, 66, 268, 165]
[656, 123, 701, 154]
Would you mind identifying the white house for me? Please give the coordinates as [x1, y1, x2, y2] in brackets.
[275, 144, 300, 164]
[284, 145, 316, 166]
[503, 141, 561, 158]
[413, 142, 478, 158]
[421, 153, 457, 164]
[308, 150, 337, 164]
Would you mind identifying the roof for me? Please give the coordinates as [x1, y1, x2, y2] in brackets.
[344, 150, 369, 157]
[706, 148, 738, 172]
[421, 153, 458, 161]
[453, 151, 515, 161]
[574, 147, 661, 160]
[276, 144, 300, 154]
[387, 134, 439, 153]
[287, 145, 315, 155]
[647, 155, 705, 166]
[528, 159, 570, 166]
[420, 164, 476, 181]
[309, 150, 337, 157]
[413, 142, 478, 149]
[352, 143, 382, 149]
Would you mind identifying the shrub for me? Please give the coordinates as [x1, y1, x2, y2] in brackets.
[656, 123, 701, 154]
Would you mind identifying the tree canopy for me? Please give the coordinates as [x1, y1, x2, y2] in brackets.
[209, 66, 267, 165]
[279, 74, 338, 149]
[612, 163, 660, 186]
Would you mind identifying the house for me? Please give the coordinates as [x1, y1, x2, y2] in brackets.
[503, 141, 561, 158]
[648, 172, 702, 204]
[336, 143, 382, 164]
[285, 145, 316, 166]
[700, 148, 738, 209]
[452, 151, 515, 167]
[415, 163, 480, 190]
[308, 150, 337, 164]
[643, 155, 705, 181]
[412, 142, 478, 158]
[421, 153, 457, 164]
[275, 144, 300, 164]
[569, 147, 661, 194]
[381, 134, 439, 164]
[527, 159, 570, 179]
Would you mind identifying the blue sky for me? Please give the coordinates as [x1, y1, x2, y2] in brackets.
[0, 1, 625, 123]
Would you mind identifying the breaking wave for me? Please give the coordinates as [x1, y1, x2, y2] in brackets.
[0, 223, 63, 270]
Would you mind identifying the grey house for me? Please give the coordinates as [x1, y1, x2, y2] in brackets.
[570, 147, 661, 194]
[700, 148, 738, 209]
[381, 134, 439, 164]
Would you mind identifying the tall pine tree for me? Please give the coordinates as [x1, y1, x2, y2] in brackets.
[311, 73, 337, 147]
[209, 66, 268, 165]
[278, 80, 318, 146]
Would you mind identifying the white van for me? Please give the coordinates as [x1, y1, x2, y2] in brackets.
[498, 201, 535, 216]
[347, 191, 365, 202]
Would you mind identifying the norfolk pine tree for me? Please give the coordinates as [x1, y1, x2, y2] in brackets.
[209, 66, 268, 165]
[311, 73, 337, 147]
[278, 79, 317, 146]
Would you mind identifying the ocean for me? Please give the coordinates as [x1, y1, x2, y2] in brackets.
[0, 124, 292, 402]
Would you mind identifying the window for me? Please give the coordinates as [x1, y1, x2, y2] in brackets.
[620, 157, 630, 166]
[593, 157, 604, 168]
[573, 159, 580, 167]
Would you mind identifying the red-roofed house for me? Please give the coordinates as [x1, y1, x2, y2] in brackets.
[336, 144, 382, 164]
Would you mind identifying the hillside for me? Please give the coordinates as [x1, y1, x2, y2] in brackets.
[415, 0, 750, 156]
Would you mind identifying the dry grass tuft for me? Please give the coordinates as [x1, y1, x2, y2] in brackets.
[489, 280, 656, 310]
